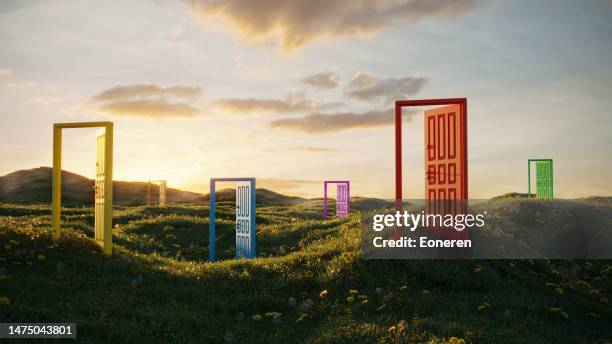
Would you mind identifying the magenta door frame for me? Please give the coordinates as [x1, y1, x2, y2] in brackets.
[323, 180, 350, 220]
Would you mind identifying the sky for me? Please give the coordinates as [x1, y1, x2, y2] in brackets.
[0, 0, 611, 199]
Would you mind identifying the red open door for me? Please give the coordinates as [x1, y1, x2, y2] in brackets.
[424, 104, 468, 244]
[424, 104, 466, 201]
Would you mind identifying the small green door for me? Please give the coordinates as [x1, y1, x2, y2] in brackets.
[536, 160, 553, 199]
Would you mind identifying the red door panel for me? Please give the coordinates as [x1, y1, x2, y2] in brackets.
[437, 114, 446, 159]
[424, 104, 466, 200]
[438, 164, 446, 184]
[424, 104, 468, 242]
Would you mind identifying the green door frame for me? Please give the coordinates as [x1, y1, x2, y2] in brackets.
[527, 158, 553, 199]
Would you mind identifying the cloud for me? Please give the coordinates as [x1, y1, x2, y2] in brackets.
[5, 81, 35, 89]
[270, 108, 416, 133]
[0, 68, 13, 77]
[171, 25, 188, 42]
[90, 83, 203, 118]
[214, 93, 340, 115]
[349, 73, 377, 88]
[93, 84, 202, 102]
[99, 100, 201, 118]
[184, 0, 482, 50]
[347, 73, 427, 102]
[267, 146, 334, 152]
[301, 71, 340, 89]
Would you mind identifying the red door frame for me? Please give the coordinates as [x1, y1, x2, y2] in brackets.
[395, 98, 468, 210]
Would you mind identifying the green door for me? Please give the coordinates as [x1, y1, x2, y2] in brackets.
[535, 160, 553, 199]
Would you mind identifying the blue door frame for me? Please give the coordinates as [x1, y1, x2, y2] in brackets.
[209, 177, 256, 262]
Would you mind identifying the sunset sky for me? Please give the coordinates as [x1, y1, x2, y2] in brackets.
[1, 0, 611, 199]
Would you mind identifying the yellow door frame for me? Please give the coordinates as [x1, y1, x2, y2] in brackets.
[52, 122, 114, 256]
[147, 180, 167, 206]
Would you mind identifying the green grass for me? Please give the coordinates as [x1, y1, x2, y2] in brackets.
[0, 201, 610, 343]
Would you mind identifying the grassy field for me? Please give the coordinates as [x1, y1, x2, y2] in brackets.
[0, 199, 611, 343]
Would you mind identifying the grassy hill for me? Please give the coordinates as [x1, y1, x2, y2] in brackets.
[0, 198, 610, 343]
[470, 198, 612, 258]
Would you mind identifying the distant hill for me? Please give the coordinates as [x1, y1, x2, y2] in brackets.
[195, 188, 305, 206]
[0, 167, 309, 206]
[0, 167, 201, 206]
[0, 167, 409, 207]
[469, 197, 612, 258]
[491, 192, 533, 199]
[578, 196, 612, 207]
[350, 196, 394, 211]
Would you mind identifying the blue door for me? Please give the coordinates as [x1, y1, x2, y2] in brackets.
[236, 182, 254, 258]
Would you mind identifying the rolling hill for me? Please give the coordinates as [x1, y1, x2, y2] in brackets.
[0, 168, 610, 342]
[0, 167, 314, 206]
[0, 167, 202, 206]
[0, 199, 610, 343]
[0, 167, 392, 208]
